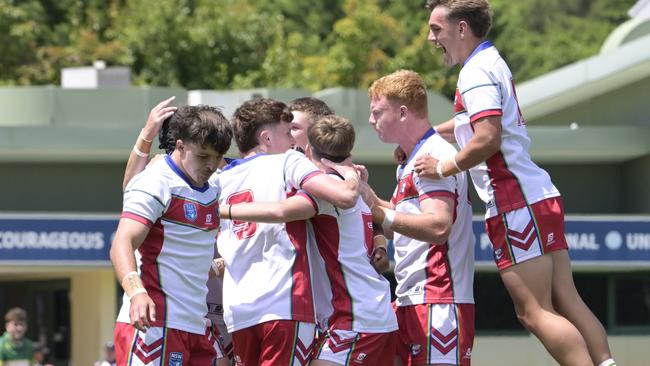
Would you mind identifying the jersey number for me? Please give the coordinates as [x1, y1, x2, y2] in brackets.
[227, 190, 257, 240]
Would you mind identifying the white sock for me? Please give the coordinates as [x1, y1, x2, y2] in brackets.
[597, 358, 616, 366]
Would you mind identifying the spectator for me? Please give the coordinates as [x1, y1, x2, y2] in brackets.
[0, 307, 34, 366]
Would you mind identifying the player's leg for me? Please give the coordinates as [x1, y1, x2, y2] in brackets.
[257, 320, 315, 366]
[500, 255, 592, 366]
[551, 249, 614, 365]
[532, 198, 615, 365]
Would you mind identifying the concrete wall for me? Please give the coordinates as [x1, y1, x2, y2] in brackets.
[622, 155, 650, 213]
[1, 160, 647, 214]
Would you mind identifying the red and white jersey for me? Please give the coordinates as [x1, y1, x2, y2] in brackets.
[303, 178, 398, 333]
[117, 155, 219, 334]
[217, 150, 322, 333]
[453, 41, 560, 219]
[391, 130, 474, 306]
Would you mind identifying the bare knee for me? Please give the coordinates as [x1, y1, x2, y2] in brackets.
[515, 307, 546, 333]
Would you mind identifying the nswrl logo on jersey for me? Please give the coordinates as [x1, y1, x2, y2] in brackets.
[184, 203, 198, 222]
[169, 352, 183, 366]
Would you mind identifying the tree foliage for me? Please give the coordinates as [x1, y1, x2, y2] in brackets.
[0, 0, 637, 98]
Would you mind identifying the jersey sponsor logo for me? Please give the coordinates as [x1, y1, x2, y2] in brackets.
[547, 232, 555, 246]
[353, 352, 367, 363]
[494, 248, 504, 261]
[169, 352, 183, 366]
[165, 196, 220, 231]
[405, 284, 424, 297]
[410, 343, 421, 356]
[184, 203, 198, 222]
[205, 214, 213, 224]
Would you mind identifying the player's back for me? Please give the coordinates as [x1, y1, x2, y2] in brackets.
[217, 150, 321, 332]
[308, 181, 398, 333]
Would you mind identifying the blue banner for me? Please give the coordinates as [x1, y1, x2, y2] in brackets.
[0, 215, 118, 265]
[0, 215, 649, 267]
[473, 217, 650, 267]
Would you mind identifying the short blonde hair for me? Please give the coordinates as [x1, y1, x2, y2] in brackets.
[368, 70, 428, 118]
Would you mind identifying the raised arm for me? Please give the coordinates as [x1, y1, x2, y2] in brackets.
[220, 195, 316, 223]
[109, 218, 155, 331]
[123, 97, 177, 190]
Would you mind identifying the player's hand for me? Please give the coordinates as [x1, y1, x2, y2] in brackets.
[354, 164, 369, 182]
[142, 96, 177, 141]
[129, 293, 156, 332]
[212, 258, 225, 278]
[321, 157, 356, 177]
[394, 146, 407, 165]
[414, 154, 440, 180]
[371, 246, 389, 273]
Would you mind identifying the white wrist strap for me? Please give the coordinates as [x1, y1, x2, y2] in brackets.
[382, 209, 396, 232]
[133, 145, 149, 158]
[139, 129, 154, 143]
[128, 288, 148, 300]
[121, 271, 139, 284]
[452, 156, 462, 172]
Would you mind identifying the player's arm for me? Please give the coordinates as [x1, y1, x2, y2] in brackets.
[373, 195, 454, 244]
[359, 180, 393, 211]
[434, 117, 457, 144]
[109, 218, 156, 332]
[220, 195, 316, 223]
[371, 224, 390, 273]
[301, 167, 359, 209]
[122, 97, 177, 190]
[415, 116, 502, 179]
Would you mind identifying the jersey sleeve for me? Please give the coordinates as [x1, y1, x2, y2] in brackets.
[282, 149, 322, 190]
[414, 144, 457, 201]
[122, 171, 169, 227]
[296, 173, 339, 215]
[459, 65, 503, 123]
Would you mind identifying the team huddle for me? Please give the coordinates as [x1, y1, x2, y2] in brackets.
[109, 1, 616, 366]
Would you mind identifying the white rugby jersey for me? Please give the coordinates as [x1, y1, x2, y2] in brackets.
[116, 155, 219, 334]
[391, 129, 474, 306]
[303, 179, 398, 333]
[217, 150, 322, 333]
[453, 41, 560, 219]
